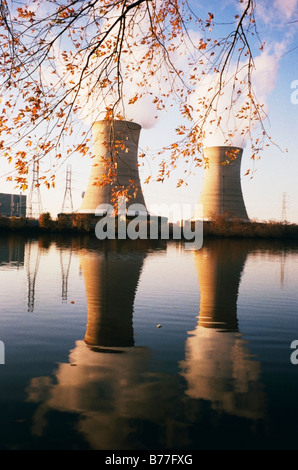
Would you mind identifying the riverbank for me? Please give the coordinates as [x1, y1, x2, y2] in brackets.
[0, 213, 298, 241]
[202, 216, 298, 240]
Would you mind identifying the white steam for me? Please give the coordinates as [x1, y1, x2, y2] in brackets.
[43, 6, 205, 131]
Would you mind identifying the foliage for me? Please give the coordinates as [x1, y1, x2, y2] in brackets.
[203, 215, 298, 240]
[0, 214, 31, 230]
[56, 213, 73, 231]
[9, 215, 27, 230]
[0, 214, 11, 229]
[71, 213, 94, 232]
[38, 211, 54, 229]
[0, 0, 274, 193]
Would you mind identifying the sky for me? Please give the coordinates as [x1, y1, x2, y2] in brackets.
[0, 0, 298, 224]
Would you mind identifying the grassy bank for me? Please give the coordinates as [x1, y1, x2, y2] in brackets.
[0, 213, 96, 234]
[201, 216, 298, 240]
[0, 212, 298, 241]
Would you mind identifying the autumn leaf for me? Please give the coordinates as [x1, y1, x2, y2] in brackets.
[0, 0, 270, 191]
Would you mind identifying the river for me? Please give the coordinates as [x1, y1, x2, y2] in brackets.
[0, 233, 297, 450]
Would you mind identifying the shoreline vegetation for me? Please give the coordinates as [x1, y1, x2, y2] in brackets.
[0, 212, 297, 241]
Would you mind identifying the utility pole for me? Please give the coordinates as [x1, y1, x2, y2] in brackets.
[61, 164, 73, 213]
[27, 159, 42, 219]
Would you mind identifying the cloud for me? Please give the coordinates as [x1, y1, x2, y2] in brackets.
[255, 0, 298, 24]
[252, 51, 279, 106]
[273, 0, 298, 19]
[44, 6, 205, 131]
[188, 46, 281, 149]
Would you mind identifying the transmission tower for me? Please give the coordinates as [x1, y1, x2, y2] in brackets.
[27, 160, 42, 219]
[61, 164, 74, 213]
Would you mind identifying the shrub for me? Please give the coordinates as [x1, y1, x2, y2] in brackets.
[39, 212, 55, 230]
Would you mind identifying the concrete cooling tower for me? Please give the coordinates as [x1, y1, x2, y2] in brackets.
[198, 146, 249, 221]
[78, 120, 147, 216]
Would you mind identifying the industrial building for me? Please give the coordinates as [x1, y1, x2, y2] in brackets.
[198, 146, 249, 221]
[0, 193, 27, 217]
[78, 120, 147, 216]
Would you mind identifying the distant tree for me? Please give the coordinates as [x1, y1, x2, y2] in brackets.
[39, 211, 54, 229]
[0, 0, 277, 192]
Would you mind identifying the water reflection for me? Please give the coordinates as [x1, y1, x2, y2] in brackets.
[80, 248, 146, 348]
[180, 239, 266, 420]
[60, 247, 72, 303]
[0, 235, 25, 269]
[26, 242, 170, 450]
[24, 238, 272, 449]
[25, 240, 41, 312]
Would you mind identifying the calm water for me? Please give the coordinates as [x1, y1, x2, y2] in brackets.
[0, 233, 298, 450]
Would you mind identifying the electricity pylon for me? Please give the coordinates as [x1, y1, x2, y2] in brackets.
[27, 160, 42, 219]
[61, 164, 73, 213]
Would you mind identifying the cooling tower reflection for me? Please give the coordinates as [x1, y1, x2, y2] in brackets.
[80, 248, 144, 348]
[26, 242, 185, 450]
[25, 239, 268, 449]
[180, 239, 266, 420]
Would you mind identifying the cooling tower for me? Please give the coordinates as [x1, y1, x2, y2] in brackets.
[78, 120, 147, 216]
[198, 146, 249, 221]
